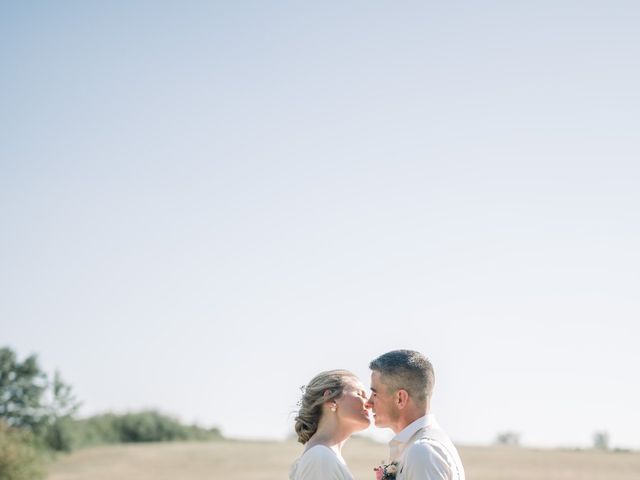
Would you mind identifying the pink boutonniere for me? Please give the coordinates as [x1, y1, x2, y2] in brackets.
[374, 461, 398, 480]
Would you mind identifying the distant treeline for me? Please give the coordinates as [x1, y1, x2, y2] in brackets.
[1, 411, 223, 480]
[47, 410, 224, 451]
[0, 346, 222, 480]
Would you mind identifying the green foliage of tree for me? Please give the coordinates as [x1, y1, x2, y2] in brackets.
[0, 421, 44, 480]
[0, 347, 80, 451]
[1, 346, 223, 458]
[41, 372, 80, 452]
[0, 348, 49, 432]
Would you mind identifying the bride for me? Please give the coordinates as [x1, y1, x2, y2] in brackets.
[290, 370, 372, 480]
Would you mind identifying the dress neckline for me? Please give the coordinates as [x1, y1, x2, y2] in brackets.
[303, 444, 345, 463]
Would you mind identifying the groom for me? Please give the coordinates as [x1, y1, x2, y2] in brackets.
[367, 350, 465, 480]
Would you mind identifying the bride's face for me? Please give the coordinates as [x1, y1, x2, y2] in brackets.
[334, 378, 372, 431]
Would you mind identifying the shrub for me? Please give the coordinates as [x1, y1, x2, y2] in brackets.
[0, 421, 44, 480]
[71, 411, 222, 447]
[73, 413, 121, 447]
[117, 411, 189, 442]
[43, 417, 77, 452]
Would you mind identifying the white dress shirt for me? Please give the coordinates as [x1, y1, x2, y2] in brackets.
[390, 414, 465, 480]
[289, 445, 354, 480]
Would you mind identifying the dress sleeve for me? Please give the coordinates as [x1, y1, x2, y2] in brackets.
[295, 447, 347, 480]
[402, 442, 451, 480]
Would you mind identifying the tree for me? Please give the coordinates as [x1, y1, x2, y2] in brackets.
[0, 347, 79, 450]
[0, 347, 49, 432]
[593, 431, 609, 450]
[495, 431, 521, 447]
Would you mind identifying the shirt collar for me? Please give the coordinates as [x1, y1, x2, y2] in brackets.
[390, 414, 438, 446]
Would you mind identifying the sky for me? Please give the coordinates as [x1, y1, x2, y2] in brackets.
[1, 2, 639, 449]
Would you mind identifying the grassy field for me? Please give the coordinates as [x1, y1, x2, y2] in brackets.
[46, 437, 640, 480]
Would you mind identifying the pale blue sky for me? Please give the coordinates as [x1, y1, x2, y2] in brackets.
[2, 2, 639, 448]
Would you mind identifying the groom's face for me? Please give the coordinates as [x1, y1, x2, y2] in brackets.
[367, 370, 398, 429]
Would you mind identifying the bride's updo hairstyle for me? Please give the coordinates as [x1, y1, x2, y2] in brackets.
[294, 369, 358, 444]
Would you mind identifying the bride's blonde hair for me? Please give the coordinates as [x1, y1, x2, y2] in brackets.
[294, 369, 358, 444]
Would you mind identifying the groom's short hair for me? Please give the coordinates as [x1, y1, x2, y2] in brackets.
[369, 349, 434, 405]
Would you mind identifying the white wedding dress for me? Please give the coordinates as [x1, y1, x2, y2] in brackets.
[289, 445, 354, 480]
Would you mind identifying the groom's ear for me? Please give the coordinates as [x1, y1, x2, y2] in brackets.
[396, 389, 409, 409]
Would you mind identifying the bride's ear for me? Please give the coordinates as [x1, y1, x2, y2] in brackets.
[322, 390, 337, 411]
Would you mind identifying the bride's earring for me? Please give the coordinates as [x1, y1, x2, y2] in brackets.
[331, 403, 337, 412]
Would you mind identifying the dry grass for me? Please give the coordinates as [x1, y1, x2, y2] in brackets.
[46, 437, 640, 480]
